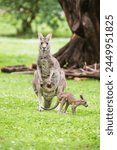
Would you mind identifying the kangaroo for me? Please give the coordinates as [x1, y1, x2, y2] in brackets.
[42, 92, 88, 114]
[58, 93, 88, 114]
[32, 33, 66, 111]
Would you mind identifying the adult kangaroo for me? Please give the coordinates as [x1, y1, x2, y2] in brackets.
[32, 33, 66, 111]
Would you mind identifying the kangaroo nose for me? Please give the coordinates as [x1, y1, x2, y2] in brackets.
[43, 47, 46, 50]
[42, 43, 46, 50]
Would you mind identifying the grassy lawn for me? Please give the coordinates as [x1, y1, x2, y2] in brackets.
[0, 37, 100, 150]
[0, 37, 69, 67]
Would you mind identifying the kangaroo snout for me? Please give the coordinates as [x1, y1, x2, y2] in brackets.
[42, 47, 46, 51]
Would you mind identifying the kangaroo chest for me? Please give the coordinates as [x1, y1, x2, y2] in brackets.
[37, 56, 61, 100]
[40, 58, 51, 78]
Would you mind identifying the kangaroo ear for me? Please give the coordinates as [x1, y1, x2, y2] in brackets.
[38, 33, 44, 41]
[46, 33, 52, 41]
[80, 95, 83, 99]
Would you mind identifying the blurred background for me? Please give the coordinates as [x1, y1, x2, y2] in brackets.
[0, 0, 71, 38]
[0, 0, 100, 70]
[0, 0, 71, 68]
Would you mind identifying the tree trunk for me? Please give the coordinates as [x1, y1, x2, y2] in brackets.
[21, 19, 32, 34]
[54, 0, 100, 68]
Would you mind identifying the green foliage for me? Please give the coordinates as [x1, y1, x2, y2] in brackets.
[39, 0, 63, 30]
[0, 0, 71, 37]
[0, 13, 17, 35]
[0, 0, 40, 34]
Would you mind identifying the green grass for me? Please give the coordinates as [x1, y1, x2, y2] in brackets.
[0, 37, 100, 150]
[0, 37, 69, 67]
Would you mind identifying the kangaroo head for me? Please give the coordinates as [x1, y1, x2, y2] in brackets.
[80, 95, 88, 107]
[38, 33, 52, 56]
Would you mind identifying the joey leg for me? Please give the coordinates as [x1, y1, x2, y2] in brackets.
[72, 106, 76, 115]
[64, 102, 69, 113]
[55, 103, 60, 111]
[58, 100, 66, 113]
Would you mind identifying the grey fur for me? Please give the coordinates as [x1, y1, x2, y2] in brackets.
[32, 33, 66, 111]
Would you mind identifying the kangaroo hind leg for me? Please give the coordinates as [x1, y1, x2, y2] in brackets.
[64, 102, 69, 113]
[58, 98, 66, 113]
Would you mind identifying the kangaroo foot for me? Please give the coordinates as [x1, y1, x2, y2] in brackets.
[38, 106, 44, 112]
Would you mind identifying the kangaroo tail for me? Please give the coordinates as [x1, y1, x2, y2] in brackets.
[41, 101, 59, 110]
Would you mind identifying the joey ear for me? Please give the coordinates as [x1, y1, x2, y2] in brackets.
[38, 33, 44, 41]
[46, 33, 52, 41]
[80, 95, 83, 99]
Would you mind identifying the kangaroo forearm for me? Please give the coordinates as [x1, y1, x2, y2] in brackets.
[37, 66, 42, 80]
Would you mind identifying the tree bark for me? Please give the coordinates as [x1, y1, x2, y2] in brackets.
[54, 0, 100, 68]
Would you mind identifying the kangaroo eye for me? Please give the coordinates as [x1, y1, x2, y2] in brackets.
[40, 42, 43, 45]
[46, 42, 48, 45]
